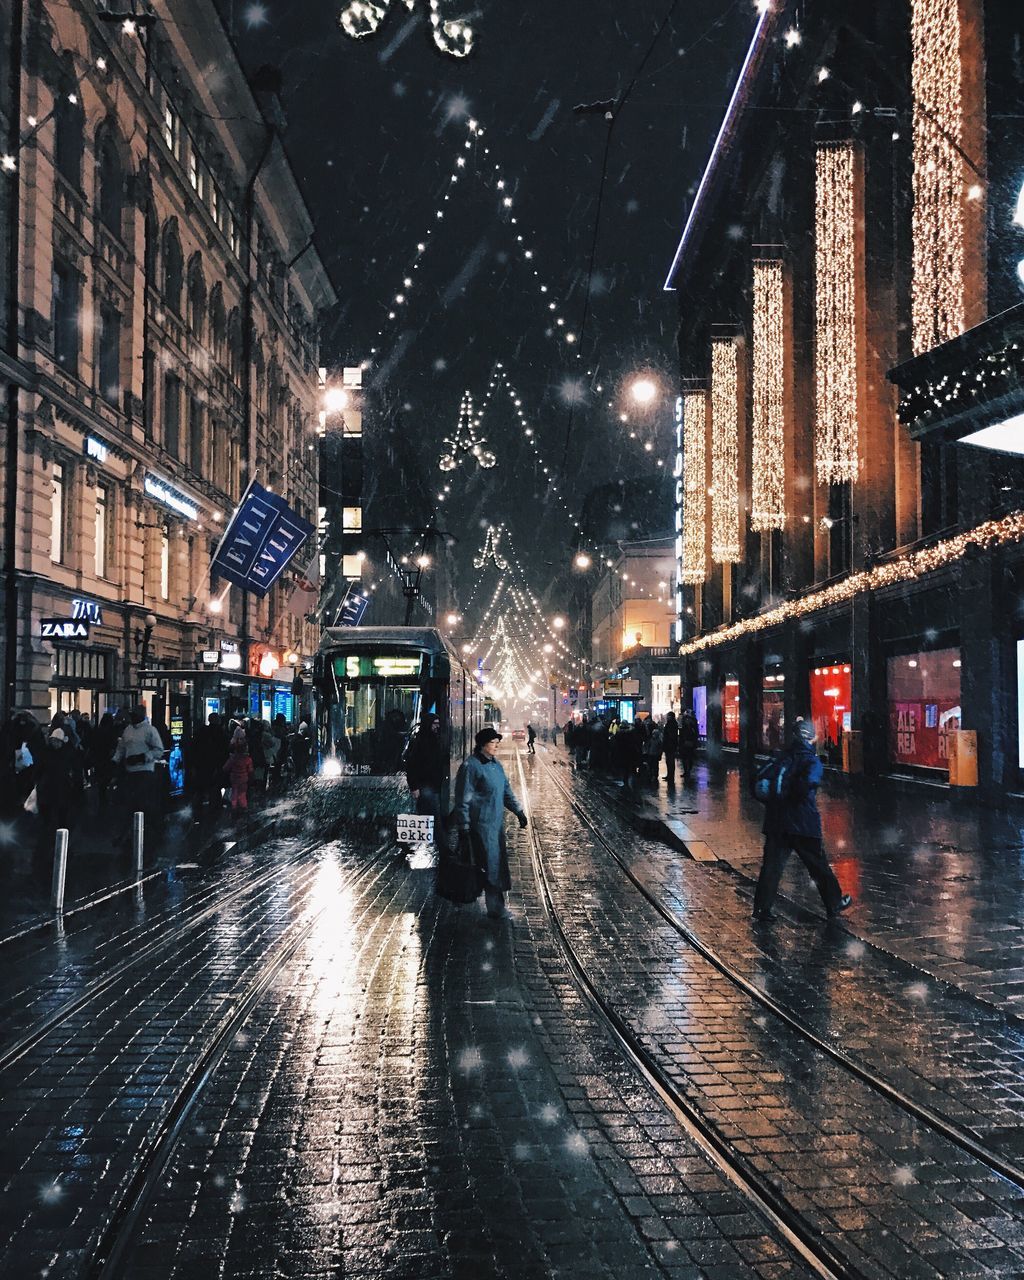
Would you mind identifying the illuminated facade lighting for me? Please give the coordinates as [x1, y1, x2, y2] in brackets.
[680, 391, 707, 584]
[814, 141, 859, 484]
[911, 0, 965, 355]
[710, 339, 741, 563]
[751, 259, 786, 529]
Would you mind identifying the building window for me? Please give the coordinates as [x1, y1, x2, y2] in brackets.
[163, 102, 180, 159]
[342, 554, 363, 578]
[97, 303, 121, 406]
[51, 462, 65, 564]
[160, 524, 170, 600]
[189, 396, 203, 474]
[921, 441, 958, 535]
[96, 128, 124, 235]
[186, 257, 206, 338]
[209, 183, 220, 226]
[163, 372, 181, 457]
[209, 285, 226, 363]
[342, 507, 362, 532]
[162, 227, 183, 315]
[95, 483, 109, 578]
[54, 85, 84, 187]
[52, 261, 79, 374]
[188, 149, 199, 191]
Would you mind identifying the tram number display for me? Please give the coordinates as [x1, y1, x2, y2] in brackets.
[336, 654, 423, 678]
[396, 814, 434, 844]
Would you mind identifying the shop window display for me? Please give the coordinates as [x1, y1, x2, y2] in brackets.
[723, 677, 740, 745]
[810, 664, 852, 766]
[761, 672, 785, 751]
[887, 648, 961, 772]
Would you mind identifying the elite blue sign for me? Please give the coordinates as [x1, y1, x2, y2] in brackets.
[211, 481, 314, 599]
[338, 588, 370, 627]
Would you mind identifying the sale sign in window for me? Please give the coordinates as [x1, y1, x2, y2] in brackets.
[886, 648, 961, 771]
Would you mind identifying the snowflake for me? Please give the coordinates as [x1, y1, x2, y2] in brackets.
[539, 1104, 559, 1124]
[893, 1166, 917, 1186]
[565, 1132, 589, 1156]
[458, 1047, 484, 1073]
[512, 1142, 531, 1160]
[243, 3, 268, 26]
[506, 1048, 529, 1069]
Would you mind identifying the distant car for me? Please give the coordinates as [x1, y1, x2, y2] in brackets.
[511, 728, 527, 742]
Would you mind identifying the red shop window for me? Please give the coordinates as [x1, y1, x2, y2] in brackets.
[810, 664, 852, 750]
[723, 678, 740, 745]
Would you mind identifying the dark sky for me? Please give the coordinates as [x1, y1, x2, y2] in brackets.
[222, 0, 754, 610]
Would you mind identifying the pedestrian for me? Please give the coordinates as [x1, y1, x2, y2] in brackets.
[35, 727, 77, 851]
[453, 726, 528, 918]
[90, 711, 120, 809]
[662, 711, 679, 784]
[261, 720, 281, 792]
[112, 706, 166, 841]
[751, 719, 853, 923]
[678, 707, 699, 781]
[224, 729, 254, 814]
[292, 721, 312, 778]
[643, 720, 663, 784]
[191, 713, 229, 815]
[551, 722, 559, 747]
[526, 723, 537, 755]
[573, 717, 590, 769]
[406, 713, 446, 850]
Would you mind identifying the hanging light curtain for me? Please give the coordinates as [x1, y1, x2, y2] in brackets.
[710, 339, 741, 563]
[751, 259, 786, 529]
[679, 390, 708, 583]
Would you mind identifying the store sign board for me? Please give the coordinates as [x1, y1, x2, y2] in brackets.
[72, 598, 102, 624]
[145, 474, 199, 521]
[220, 652, 242, 671]
[85, 436, 109, 464]
[201, 650, 219, 665]
[41, 618, 89, 640]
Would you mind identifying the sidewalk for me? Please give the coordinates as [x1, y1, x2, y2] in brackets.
[0, 793, 276, 941]
[560, 746, 1024, 1018]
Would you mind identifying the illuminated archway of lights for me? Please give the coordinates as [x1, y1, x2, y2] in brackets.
[474, 524, 508, 570]
[438, 391, 496, 473]
[339, 0, 474, 58]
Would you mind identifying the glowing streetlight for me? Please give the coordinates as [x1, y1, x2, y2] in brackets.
[630, 377, 658, 405]
[416, 555, 431, 568]
[446, 613, 460, 625]
[543, 643, 553, 654]
[574, 553, 592, 570]
[323, 387, 349, 413]
[552, 615, 566, 630]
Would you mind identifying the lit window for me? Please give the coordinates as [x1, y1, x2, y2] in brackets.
[163, 103, 180, 158]
[342, 506, 362, 531]
[342, 554, 363, 578]
[160, 524, 170, 600]
[95, 484, 109, 578]
[51, 462, 65, 564]
[188, 151, 199, 190]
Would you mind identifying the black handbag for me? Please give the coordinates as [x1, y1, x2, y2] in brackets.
[435, 829, 482, 905]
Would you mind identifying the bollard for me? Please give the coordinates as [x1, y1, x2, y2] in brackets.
[132, 810, 144, 877]
[52, 828, 69, 913]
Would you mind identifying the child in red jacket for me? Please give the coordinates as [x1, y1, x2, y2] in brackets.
[224, 730, 254, 812]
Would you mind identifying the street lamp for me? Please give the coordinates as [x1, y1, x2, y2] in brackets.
[574, 552, 592, 570]
[630, 377, 658, 405]
[323, 387, 349, 413]
[552, 615, 566, 630]
[135, 611, 157, 682]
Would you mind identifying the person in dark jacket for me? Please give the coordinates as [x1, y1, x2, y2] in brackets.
[662, 711, 679, 784]
[678, 708, 699, 780]
[36, 727, 77, 850]
[454, 726, 527, 918]
[752, 719, 852, 922]
[192, 713, 229, 815]
[91, 712, 121, 809]
[406, 714, 447, 849]
[526, 723, 536, 755]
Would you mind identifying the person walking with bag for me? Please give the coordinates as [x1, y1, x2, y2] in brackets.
[453, 726, 527, 918]
[406, 713, 446, 851]
[752, 719, 852, 922]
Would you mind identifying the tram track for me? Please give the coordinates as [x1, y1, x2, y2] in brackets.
[0, 832, 344, 1076]
[86, 840, 397, 1279]
[515, 753, 847, 1280]
[533, 753, 1024, 1194]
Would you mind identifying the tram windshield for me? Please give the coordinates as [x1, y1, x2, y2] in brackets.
[323, 651, 445, 773]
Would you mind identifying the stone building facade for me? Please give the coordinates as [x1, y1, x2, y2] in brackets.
[0, 0, 335, 727]
[668, 0, 1024, 796]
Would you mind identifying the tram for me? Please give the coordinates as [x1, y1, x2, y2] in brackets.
[312, 626, 485, 817]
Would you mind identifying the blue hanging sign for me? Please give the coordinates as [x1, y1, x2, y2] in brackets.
[211, 480, 314, 599]
[338, 587, 370, 627]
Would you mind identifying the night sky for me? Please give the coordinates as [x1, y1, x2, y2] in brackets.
[221, 0, 754, 610]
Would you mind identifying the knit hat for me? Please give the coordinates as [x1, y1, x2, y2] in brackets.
[49, 728, 66, 745]
[475, 726, 502, 748]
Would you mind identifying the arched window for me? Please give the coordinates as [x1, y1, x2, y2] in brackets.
[54, 80, 84, 188]
[227, 307, 242, 380]
[186, 255, 206, 338]
[209, 284, 226, 363]
[162, 224, 183, 315]
[95, 124, 124, 235]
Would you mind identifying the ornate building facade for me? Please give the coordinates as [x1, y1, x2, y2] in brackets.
[0, 0, 335, 726]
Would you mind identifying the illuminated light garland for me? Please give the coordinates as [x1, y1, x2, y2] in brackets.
[910, 0, 965, 355]
[339, 0, 474, 58]
[679, 508, 1024, 657]
[474, 524, 508, 570]
[814, 142, 859, 484]
[710, 339, 741, 563]
[680, 390, 708, 584]
[438, 391, 496, 472]
[751, 259, 786, 529]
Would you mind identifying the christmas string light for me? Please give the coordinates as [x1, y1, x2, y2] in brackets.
[680, 390, 708, 584]
[815, 141, 859, 485]
[751, 259, 786, 529]
[710, 338, 741, 563]
[911, 0, 965, 355]
[437, 390, 496, 472]
[339, 0, 474, 58]
[679, 507, 1024, 657]
[474, 524, 508, 570]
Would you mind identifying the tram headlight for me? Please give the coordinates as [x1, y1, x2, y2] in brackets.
[322, 757, 343, 780]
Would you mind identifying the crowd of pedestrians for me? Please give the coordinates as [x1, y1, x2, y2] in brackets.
[0, 705, 316, 849]
[556, 708, 701, 792]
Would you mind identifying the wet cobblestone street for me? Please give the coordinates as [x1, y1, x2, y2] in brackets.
[3, 753, 1024, 1277]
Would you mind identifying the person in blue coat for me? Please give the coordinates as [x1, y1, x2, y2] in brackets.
[751, 719, 852, 922]
[454, 725, 528, 918]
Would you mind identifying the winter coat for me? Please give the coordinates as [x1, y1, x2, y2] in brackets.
[453, 750, 525, 891]
[114, 721, 165, 773]
[662, 715, 679, 753]
[36, 738, 77, 816]
[678, 712, 699, 748]
[224, 750, 254, 791]
[406, 727, 447, 793]
[762, 740, 824, 838]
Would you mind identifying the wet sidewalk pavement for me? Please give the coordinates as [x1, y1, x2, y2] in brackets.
[0, 794, 814, 1279]
[552, 745, 1024, 1018]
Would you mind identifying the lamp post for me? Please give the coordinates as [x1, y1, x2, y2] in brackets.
[135, 612, 156, 689]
